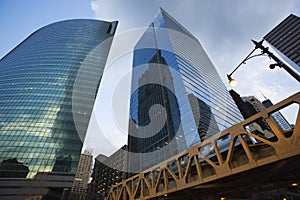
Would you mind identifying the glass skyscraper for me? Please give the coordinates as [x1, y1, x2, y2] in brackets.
[127, 8, 243, 172]
[0, 19, 117, 178]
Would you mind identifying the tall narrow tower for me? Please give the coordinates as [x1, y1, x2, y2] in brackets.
[127, 8, 242, 172]
[71, 150, 93, 199]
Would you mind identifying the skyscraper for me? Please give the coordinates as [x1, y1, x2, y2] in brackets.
[0, 19, 117, 198]
[229, 90, 273, 139]
[87, 145, 127, 200]
[264, 14, 300, 73]
[127, 8, 243, 172]
[262, 99, 292, 131]
[241, 95, 292, 131]
[70, 150, 93, 199]
[229, 90, 291, 139]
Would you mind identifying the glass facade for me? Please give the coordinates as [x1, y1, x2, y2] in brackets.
[127, 8, 243, 172]
[0, 19, 117, 178]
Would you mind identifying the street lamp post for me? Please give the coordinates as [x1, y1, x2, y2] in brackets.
[227, 39, 300, 87]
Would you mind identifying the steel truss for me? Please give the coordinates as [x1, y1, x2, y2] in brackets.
[105, 92, 300, 200]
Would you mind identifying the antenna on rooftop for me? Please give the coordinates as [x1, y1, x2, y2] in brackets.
[259, 89, 268, 100]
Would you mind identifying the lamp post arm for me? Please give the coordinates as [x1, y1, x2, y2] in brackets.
[252, 39, 300, 82]
[268, 50, 300, 82]
[228, 48, 257, 77]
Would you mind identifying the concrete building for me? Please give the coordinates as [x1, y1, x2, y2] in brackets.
[87, 145, 127, 200]
[70, 150, 93, 199]
[264, 14, 300, 71]
[229, 90, 291, 140]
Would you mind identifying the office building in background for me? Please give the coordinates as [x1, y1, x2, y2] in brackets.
[87, 145, 127, 200]
[229, 90, 291, 140]
[70, 150, 93, 199]
[262, 99, 292, 130]
[127, 8, 243, 173]
[264, 14, 300, 74]
[243, 96, 291, 131]
[0, 19, 117, 199]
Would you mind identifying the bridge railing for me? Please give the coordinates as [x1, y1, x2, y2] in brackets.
[105, 92, 300, 200]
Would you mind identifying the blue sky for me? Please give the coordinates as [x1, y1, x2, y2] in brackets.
[1, 0, 299, 156]
[0, 0, 93, 58]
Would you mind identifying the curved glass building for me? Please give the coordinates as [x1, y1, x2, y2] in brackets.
[127, 8, 243, 172]
[0, 19, 117, 178]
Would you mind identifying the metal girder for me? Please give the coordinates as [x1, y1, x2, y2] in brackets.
[105, 92, 300, 200]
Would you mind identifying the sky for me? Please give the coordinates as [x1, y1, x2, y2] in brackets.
[1, 0, 299, 157]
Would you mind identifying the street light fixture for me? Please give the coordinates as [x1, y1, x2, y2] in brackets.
[227, 39, 300, 87]
[291, 183, 298, 187]
[227, 74, 237, 87]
